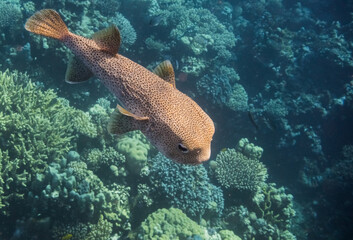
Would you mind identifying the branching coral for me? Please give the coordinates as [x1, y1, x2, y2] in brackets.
[149, 153, 224, 218]
[224, 183, 296, 240]
[253, 183, 296, 230]
[86, 147, 126, 178]
[264, 98, 288, 118]
[51, 215, 112, 240]
[111, 13, 137, 47]
[166, 6, 236, 59]
[196, 66, 242, 108]
[29, 159, 131, 236]
[226, 83, 249, 112]
[0, 70, 96, 216]
[236, 138, 264, 161]
[0, 0, 22, 30]
[212, 148, 268, 192]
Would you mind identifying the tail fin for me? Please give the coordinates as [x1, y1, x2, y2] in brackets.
[25, 9, 69, 40]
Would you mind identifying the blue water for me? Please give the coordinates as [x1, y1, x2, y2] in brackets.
[0, 0, 352, 239]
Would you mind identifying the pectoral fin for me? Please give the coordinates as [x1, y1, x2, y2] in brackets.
[108, 104, 149, 134]
[92, 25, 121, 54]
[65, 56, 93, 83]
[153, 60, 176, 88]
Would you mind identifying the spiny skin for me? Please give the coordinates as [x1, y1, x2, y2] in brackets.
[26, 10, 215, 164]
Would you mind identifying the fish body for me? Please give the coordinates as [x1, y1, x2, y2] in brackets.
[25, 9, 215, 164]
[149, 14, 164, 26]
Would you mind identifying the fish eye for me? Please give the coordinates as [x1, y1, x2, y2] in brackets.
[178, 143, 189, 153]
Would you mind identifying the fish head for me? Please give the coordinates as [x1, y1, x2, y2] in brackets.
[149, 98, 215, 165]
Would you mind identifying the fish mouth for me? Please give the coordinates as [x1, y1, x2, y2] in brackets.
[195, 148, 211, 164]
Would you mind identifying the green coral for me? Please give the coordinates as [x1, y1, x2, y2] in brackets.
[116, 131, 152, 175]
[86, 147, 126, 178]
[264, 98, 288, 118]
[86, 215, 113, 240]
[236, 138, 264, 161]
[223, 183, 296, 240]
[29, 160, 131, 236]
[219, 230, 242, 240]
[212, 148, 268, 192]
[51, 215, 113, 240]
[137, 208, 206, 240]
[167, 6, 236, 59]
[253, 183, 296, 230]
[0, 70, 95, 216]
[226, 84, 249, 112]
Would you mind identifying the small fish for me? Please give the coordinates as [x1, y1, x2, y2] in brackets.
[248, 111, 259, 131]
[25, 9, 215, 164]
[149, 14, 164, 27]
[61, 234, 73, 240]
[220, 148, 227, 152]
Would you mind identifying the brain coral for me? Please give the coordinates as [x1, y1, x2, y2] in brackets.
[0, 70, 96, 216]
[149, 153, 224, 218]
[212, 148, 268, 192]
[116, 131, 152, 175]
[137, 208, 206, 240]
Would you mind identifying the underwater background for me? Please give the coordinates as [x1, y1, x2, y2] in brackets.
[0, 0, 352, 239]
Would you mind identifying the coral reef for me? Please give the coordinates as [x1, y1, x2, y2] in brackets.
[219, 230, 242, 240]
[116, 131, 152, 175]
[0, 0, 22, 30]
[51, 215, 112, 240]
[166, 6, 237, 60]
[211, 147, 267, 192]
[0, 70, 95, 217]
[226, 83, 249, 112]
[136, 208, 206, 240]
[110, 13, 137, 47]
[0, 0, 351, 238]
[149, 153, 224, 218]
[236, 138, 264, 161]
[197, 73, 232, 107]
[224, 183, 296, 240]
[85, 147, 126, 179]
[197, 66, 243, 110]
[28, 158, 131, 235]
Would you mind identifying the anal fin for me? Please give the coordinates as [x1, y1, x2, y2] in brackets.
[65, 56, 93, 84]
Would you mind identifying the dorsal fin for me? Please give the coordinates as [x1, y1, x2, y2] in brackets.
[153, 60, 176, 88]
[108, 104, 149, 135]
[65, 55, 93, 84]
[92, 25, 121, 55]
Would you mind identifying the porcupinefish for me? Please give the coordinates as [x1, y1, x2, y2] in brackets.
[25, 9, 215, 164]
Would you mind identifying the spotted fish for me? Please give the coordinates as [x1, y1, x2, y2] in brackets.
[25, 9, 215, 164]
